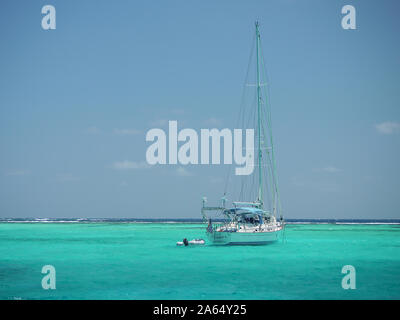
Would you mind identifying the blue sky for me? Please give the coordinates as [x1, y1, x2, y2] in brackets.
[0, 0, 399, 219]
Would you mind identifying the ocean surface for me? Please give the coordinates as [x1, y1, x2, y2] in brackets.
[0, 219, 399, 300]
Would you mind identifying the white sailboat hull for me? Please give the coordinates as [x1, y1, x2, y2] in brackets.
[207, 227, 283, 246]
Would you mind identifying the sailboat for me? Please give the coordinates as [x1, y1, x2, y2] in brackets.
[201, 22, 285, 245]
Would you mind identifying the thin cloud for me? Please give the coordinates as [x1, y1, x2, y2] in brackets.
[290, 176, 306, 187]
[112, 161, 151, 170]
[113, 128, 142, 135]
[314, 166, 342, 173]
[5, 170, 29, 176]
[176, 167, 193, 177]
[85, 126, 101, 135]
[204, 117, 222, 126]
[149, 119, 168, 127]
[171, 108, 185, 115]
[56, 173, 80, 182]
[290, 176, 341, 192]
[375, 121, 400, 134]
[210, 177, 223, 184]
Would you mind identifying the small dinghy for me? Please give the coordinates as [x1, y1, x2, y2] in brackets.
[176, 238, 205, 246]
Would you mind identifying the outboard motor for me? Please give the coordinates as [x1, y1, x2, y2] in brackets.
[183, 238, 189, 246]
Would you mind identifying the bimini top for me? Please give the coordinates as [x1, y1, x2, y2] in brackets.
[224, 207, 264, 215]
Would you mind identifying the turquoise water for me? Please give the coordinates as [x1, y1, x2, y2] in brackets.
[0, 222, 399, 300]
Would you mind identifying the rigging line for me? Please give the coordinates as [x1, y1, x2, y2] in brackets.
[260, 117, 273, 209]
[263, 98, 281, 218]
[245, 83, 268, 87]
[258, 47, 279, 217]
[260, 41, 283, 218]
[261, 106, 275, 191]
[223, 32, 256, 197]
[260, 105, 275, 212]
[247, 160, 256, 203]
[256, 23, 263, 205]
[249, 92, 258, 203]
[240, 96, 257, 202]
[266, 154, 276, 214]
[239, 89, 257, 201]
[237, 32, 256, 129]
[261, 142, 272, 211]
[264, 87, 283, 217]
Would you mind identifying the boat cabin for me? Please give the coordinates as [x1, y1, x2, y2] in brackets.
[223, 207, 271, 225]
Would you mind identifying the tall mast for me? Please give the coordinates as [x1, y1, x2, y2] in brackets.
[256, 21, 263, 205]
